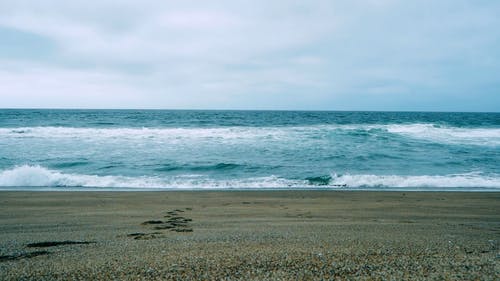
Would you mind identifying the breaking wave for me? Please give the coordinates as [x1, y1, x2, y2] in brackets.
[1, 123, 498, 146]
[1, 165, 499, 190]
[384, 123, 500, 146]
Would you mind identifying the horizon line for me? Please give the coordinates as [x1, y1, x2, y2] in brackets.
[0, 108, 499, 114]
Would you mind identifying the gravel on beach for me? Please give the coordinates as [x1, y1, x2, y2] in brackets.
[0, 191, 498, 280]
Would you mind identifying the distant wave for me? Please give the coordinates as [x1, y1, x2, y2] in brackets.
[1, 123, 498, 146]
[0, 126, 286, 143]
[384, 123, 500, 146]
[1, 165, 499, 189]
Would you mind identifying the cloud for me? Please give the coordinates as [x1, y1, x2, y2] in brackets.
[0, 61, 146, 108]
[0, 1, 338, 63]
[0, 0, 499, 111]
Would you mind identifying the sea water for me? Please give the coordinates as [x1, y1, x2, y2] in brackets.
[0, 109, 498, 190]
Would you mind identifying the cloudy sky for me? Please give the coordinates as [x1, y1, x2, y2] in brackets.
[1, 0, 499, 111]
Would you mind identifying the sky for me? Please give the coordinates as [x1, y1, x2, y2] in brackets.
[0, 0, 499, 111]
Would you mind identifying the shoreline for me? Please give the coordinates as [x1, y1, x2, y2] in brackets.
[1, 191, 499, 280]
[1, 187, 499, 192]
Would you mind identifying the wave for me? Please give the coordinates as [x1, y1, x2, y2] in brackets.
[0, 165, 295, 189]
[384, 124, 500, 146]
[1, 165, 499, 189]
[155, 163, 244, 172]
[1, 123, 498, 146]
[52, 161, 90, 168]
[328, 173, 500, 188]
[0, 126, 285, 141]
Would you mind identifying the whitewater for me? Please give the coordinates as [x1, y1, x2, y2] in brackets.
[0, 110, 498, 190]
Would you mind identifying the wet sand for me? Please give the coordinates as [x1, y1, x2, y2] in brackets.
[0, 191, 499, 280]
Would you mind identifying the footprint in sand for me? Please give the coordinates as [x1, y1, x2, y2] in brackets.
[129, 207, 194, 239]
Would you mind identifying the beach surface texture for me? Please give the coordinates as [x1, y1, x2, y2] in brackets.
[0, 191, 498, 280]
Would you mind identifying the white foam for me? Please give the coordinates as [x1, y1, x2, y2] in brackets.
[384, 123, 500, 146]
[1, 165, 499, 189]
[0, 127, 286, 142]
[329, 172, 500, 188]
[1, 124, 498, 146]
[0, 165, 165, 188]
[0, 165, 303, 189]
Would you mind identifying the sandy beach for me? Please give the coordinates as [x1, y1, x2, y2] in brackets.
[0, 191, 498, 280]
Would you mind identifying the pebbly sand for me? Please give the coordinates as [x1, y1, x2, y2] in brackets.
[0, 191, 499, 280]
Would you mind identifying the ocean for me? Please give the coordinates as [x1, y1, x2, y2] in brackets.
[0, 109, 499, 191]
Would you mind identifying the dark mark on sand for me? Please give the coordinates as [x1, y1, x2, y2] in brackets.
[141, 220, 164, 225]
[135, 208, 194, 238]
[27, 241, 95, 248]
[127, 232, 163, 240]
[0, 251, 49, 262]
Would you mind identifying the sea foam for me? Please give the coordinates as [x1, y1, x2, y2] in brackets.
[1, 124, 498, 146]
[1, 165, 499, 190]
[329, 173, 500, 189]
[384, 123, 500, 146]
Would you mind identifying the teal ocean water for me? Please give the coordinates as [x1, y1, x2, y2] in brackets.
[0, 109, 499, 190]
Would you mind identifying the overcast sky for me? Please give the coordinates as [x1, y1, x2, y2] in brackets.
[1, 0, 499, 111]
